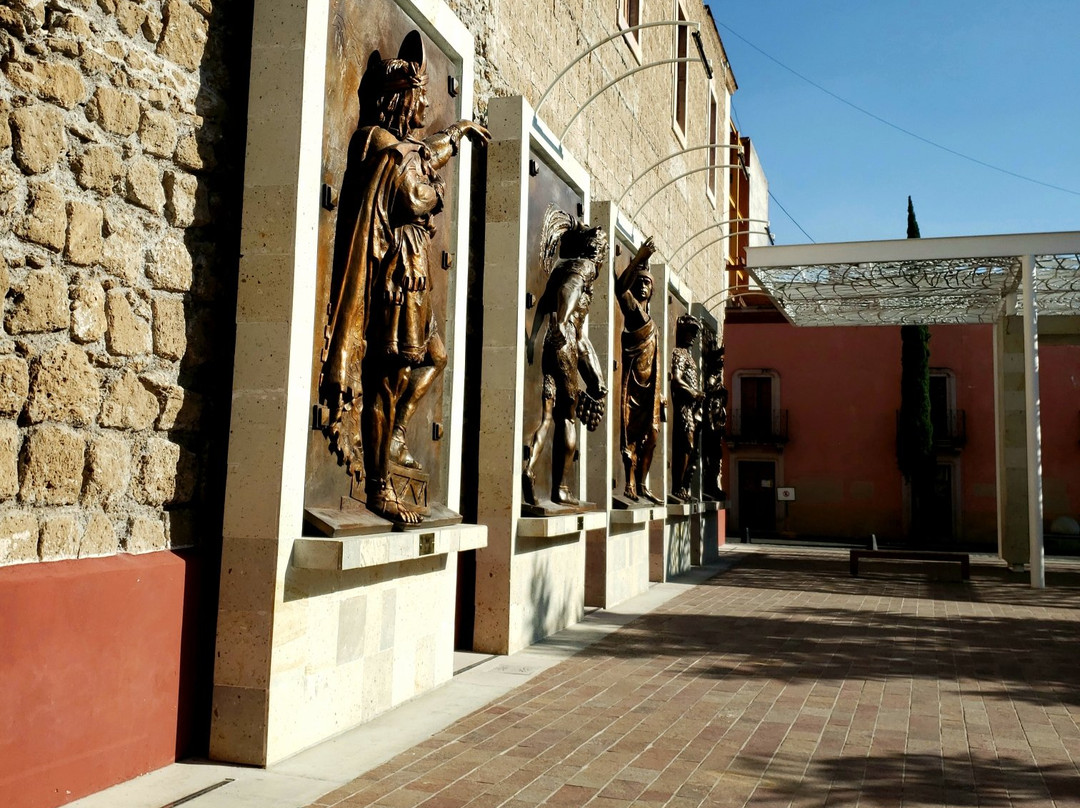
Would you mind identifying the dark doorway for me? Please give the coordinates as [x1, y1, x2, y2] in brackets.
[738, 460, 776, 535]
[926, 463, 955, 541]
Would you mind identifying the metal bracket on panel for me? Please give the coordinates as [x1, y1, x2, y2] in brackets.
[447, 76, 460, 97]
[321, 183, 338, 211]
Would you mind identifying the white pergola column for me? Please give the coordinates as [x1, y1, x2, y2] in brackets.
[1020, 254, 1045, 588]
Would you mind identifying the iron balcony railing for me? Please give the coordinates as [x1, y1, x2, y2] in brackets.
[727, 409, 789, 445]
[894, 409, 967, 452]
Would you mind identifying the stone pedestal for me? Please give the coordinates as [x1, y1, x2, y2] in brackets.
[701, 502, 726, 562]
[209, 0, 485, 767]
[473, 96, 597, 654]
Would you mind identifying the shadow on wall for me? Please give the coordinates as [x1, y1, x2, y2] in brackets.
[172, 0, 253, 758]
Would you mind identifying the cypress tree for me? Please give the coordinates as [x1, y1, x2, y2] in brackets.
[898, 197, 934, 542]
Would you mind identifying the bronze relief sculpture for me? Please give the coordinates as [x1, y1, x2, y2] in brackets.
[522, 206, 607, 511]
[702, 333, 728, 500]
[614, 238, 663, 505]
[670, 314, 704, 502]
[319, 31, 489, 525]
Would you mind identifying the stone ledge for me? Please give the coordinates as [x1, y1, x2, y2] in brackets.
[292, 524, 488, 571]
[518, 510, 606, 538]
[610, 505, 666, 524]
[666, 502, 704, 518]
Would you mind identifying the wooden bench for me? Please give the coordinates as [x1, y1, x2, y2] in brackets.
[849, 549, 970, 580]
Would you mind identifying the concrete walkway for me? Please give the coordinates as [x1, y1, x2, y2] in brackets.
[71, 546, 1080, 808]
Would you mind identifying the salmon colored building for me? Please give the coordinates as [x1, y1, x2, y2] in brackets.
[722, 238, 1080, 556]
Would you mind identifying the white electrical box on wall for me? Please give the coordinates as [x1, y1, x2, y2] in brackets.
[777, 487, 795, 501]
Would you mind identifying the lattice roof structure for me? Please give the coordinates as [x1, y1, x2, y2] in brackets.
[745, 232, 1080, 327]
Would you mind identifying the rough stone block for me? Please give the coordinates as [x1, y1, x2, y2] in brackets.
[151, 293, 187, 359]
[105, 288, 152, 355]
[99, 369, 159, 430]
[83, 432, 132, 507]
[126, 156, 165, 213]
[0, 356, 30, 416]
[133, 436, 194, 505]
[87, 85, 141, 136]
[0, 99, 11, 151]
[126, 514, 166, 553]
[10, 104, 68, 174]
[0, 421, 20, 499]
[71, 280, 107, 343]
[39, 511, 80, 559]
[149, 380, 200, 431]
[6, 59, 86, 109]
[101, 208, 146, 283]
[142, 7, 163, 42]
[19, 424, 86, 505]
[146, 230, 193, 291]
[17, 181, 68, 251]
[66, 199, 104, 265]
[75, 143, 123, 194]
[139, 109, 178, 158]
[26, 344, 101, 425]
[174, 132, 214, 172]
[80, 510, 117, 557]
[157, 0, 208, 71]
[0, 510, 38, 564]
[163, 169, 199, 227]
[6, 269, 68, 333]
[116, 0, 147, 36]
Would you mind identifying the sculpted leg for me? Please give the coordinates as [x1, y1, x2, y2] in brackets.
[391, 334, 447, 470]
[622, 448, 638, 500]
[552, 416, 578, 505]
[364, 366, 421, 523]
[637, 425, 662, 504]
[523, 384, 556, 505]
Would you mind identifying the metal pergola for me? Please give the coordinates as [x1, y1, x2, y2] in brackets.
[746, 231, 1080, 588]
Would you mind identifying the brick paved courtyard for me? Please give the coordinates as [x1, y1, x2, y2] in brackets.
[309, 547, 1080, 808]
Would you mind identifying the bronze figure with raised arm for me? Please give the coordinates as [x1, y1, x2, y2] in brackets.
[614, 237, 663, 504]
[321, 31, 490, 524]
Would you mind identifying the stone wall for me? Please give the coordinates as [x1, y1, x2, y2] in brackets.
[448, 0, 736, 305]
[0, 0, 247, 566]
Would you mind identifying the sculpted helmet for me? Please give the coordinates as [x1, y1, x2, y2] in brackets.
[360, 31, 428, 133]
[676, 314, 701, 346]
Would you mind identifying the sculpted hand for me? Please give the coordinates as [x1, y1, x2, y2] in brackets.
[458, 120, 491, 147]
[383, 277, 404, 304]
[401, 267, 427, 292]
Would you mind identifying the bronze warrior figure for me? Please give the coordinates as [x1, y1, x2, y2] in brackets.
[670, 314, 704, 502]
[522, 206, 607, 508]
[321, 31, 489, 523]
[614, 237, 663, 504]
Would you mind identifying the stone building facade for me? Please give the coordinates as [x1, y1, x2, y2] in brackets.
[1, 0, 748, 805]
[0, 0, 247, 562]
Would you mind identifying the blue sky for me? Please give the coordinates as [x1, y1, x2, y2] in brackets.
[708, 1, 1080, 245]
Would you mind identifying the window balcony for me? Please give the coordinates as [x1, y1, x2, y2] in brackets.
[894, 409, 967, 454]
[726, 409, 789, 446]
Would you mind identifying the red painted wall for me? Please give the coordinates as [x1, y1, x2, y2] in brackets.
[1041, 343, 1080, 524]
[0, 552, 203, 808]
[722, 320, 1080, 545]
